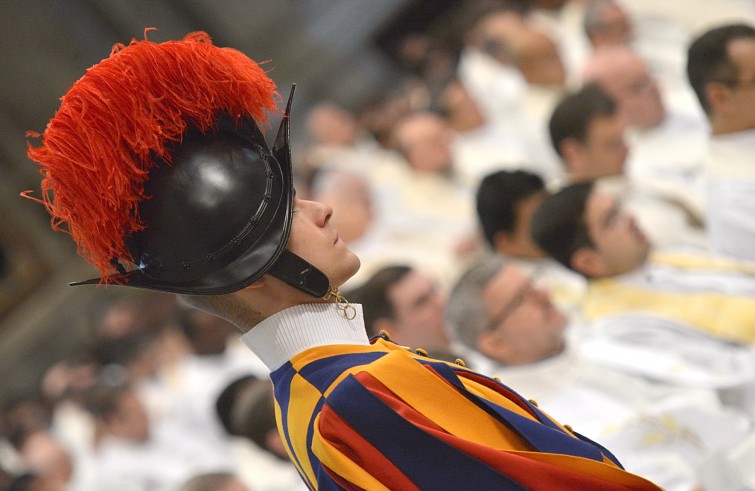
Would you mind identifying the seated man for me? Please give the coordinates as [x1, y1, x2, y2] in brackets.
[445, 255, 754, 491]
[345, 264, 457, 362]
[548, 83, 629, 183]
[298, 100, 396, 183]
[457, 8, 566, 179]
[582, 45, 708, 227]
[530, 181, 755, 343]
[476, 169, 586, 313]
[548, 83, 705, 248]
[687, 23, 755, 262]
[81, 383, 231, 491]
[215, 375, 308, 491]
[375, 110, 480, 288]
[25, 32, 661, 490]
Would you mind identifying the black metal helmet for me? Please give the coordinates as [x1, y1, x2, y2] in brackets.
[26, 33, 330, 298]
[74, 91, 329, 296]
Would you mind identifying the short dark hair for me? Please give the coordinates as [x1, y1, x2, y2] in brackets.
[445, 255, 504, 351]
[215, 375, 277, 455]
[530, 182, 594, 272]
[687, 23, 755, 115]
[476, 170, 545, 249]
[345, 265, 412, 337]
[9, 473, 41, 491]
[548, 83, 617, 158]
[215, 375, 253, 437]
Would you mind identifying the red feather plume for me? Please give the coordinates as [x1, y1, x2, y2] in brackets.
[25, 31, 279, 281]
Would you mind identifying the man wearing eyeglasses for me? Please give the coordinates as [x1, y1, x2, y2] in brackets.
[530, 181, 755, 344]
[688, 23, 755, 261]
[446, 254, 755, 491]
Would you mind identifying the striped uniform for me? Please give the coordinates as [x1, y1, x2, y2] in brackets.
[242, 303, 661, 490]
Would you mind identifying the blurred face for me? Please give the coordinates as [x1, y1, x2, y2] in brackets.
[602, 56, 665, 129]
[286, 198, 361, 289]
[515, 32, 566, 87]
[480, 265, 567, 365]
[574, 113, 629, 180]
[307, 104, 359, 146]
[477, 11, 527, 57]
[583, 190, 650, 276]
[398, 114, 454, 174]
[20, 432, 74, 484]
[441, 80, 486, 132]
[108, 392, 150, 442]
[590, 4, 633, 47]
[718, 38, 755, 131]
[386, 270, 449, 349]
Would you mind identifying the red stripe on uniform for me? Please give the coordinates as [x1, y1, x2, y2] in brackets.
[353, 372, 645, 491]
[319, 403, 420, 491]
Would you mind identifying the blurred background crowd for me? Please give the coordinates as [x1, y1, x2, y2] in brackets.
[4, 0, 755, 489]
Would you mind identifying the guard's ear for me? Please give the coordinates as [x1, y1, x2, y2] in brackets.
[571, 246, 606, 278]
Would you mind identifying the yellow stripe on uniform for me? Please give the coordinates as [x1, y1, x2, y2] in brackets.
[366, 346, 533, 450]
[311, 414, 394, 491]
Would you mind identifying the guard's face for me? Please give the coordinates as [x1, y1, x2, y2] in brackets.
[285, 197, 361, 289]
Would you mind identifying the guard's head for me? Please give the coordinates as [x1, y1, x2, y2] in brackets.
[26, 32, 329, 298]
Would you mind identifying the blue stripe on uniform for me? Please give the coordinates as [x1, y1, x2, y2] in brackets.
[297, 351, 388, 394]
[270, 361, 316, 490]
[272, 351, 389, 490]
[326, 374, 529, 490]
[424, 361, 608, 464]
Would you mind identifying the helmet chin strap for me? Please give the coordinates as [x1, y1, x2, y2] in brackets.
[267, 87, 345, 304]
[268, 249, 330, 294]
[267, 250, 356, 319]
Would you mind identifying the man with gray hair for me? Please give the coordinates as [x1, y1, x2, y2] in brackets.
[445, 255, 567, 367]
[445, 255, 755, 491]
